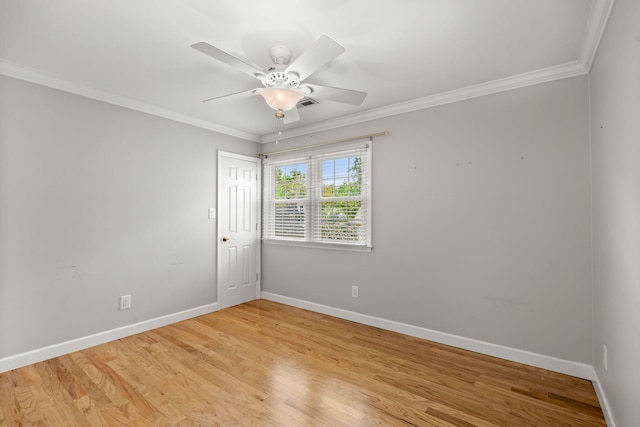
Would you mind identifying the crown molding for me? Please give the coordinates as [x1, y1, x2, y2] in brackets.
[1, 0, 613, 144]
[0, 60, 261, 143]
[261, 60, 587, 143]
[260, 0, 614, 143]
[580, 0, 615, 70]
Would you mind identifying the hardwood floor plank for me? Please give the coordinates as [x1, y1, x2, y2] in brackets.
[0, 300, 606, 426]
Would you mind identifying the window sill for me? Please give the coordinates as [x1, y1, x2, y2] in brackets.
[263, 239, 372, 252]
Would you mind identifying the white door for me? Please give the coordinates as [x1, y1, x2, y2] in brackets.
[217, 151, 260, 309]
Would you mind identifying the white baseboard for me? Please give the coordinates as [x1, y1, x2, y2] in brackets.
[591, 368, 616, 427]
[261, 292, 594, 380]
[0, 303, 218, 373]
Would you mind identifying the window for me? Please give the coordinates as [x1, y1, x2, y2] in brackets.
[263, 142, 371, 250]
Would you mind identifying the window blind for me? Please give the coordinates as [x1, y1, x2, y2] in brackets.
[262, 142, 371, 248]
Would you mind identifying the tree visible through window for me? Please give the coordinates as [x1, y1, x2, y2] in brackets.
[274, 163, 306, 238]
[319, 156, 364, 242]
[263, 144, 371, 248]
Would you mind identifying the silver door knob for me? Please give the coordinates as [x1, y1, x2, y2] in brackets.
[222, 237, 231, 242]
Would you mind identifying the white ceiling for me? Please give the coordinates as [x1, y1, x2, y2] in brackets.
[0, 0, 612, 142]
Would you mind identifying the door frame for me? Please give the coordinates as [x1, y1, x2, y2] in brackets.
[216, 150, 262, 309]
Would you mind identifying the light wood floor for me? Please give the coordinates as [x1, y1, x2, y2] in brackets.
[1, 300, 606, 426]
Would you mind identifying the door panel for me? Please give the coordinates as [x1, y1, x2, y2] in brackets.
[218, 152, 260, 309]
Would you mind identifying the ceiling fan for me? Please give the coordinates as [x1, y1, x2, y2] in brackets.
[191, 35, 367, 124]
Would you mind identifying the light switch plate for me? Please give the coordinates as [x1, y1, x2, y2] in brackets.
[120, 295, 131, 310]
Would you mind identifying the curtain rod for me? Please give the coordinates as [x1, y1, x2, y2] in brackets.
[258, 131, 389, 158]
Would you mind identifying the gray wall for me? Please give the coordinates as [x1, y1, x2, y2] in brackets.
[0, 75, 258, 358]
[262, 76, 593, 363]
[590, 0, 640, 424]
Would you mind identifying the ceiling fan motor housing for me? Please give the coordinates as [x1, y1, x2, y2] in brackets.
[262, 71, 300, 89]
[264, 45, 304, 90]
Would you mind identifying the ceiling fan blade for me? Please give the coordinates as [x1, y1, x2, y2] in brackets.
[285, 35, 345, 81]
[303, 84, 367, 106]
[202, 89, 259, 105]
[191, 42, 265, 80]
[283, 107, 300, 124]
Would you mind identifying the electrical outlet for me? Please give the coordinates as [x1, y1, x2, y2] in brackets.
[120, 295, 131, 310]
[351, 286, 359, 298]
[603, 344, 608, 371]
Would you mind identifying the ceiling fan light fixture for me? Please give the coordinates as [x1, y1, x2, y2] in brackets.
[259, 88, 304, 111]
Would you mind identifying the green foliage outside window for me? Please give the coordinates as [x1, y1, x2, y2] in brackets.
[320, 200, 363, 241]
[275, 165, 306, 200]
[273, 156, 364, 241]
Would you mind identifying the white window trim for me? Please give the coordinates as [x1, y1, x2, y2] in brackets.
[262, 141, 372, 251]
[263, 238, 373, 252]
